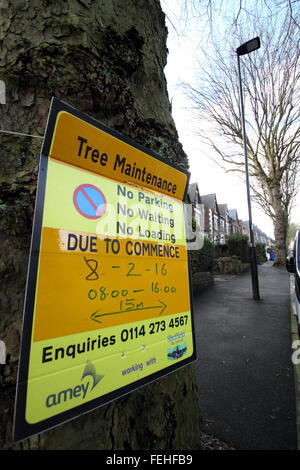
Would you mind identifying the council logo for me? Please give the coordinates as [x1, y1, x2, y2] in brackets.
[73, 183, 107, 219]
[167, 342, 187, 361]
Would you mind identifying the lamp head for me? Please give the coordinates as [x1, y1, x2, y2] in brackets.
[236, 37, 260, 56]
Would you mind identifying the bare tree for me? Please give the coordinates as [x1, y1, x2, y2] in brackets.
[166, 0, 299, 35]
[181, 5, 300, 266]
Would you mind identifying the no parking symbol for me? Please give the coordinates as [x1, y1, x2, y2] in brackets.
[73, 183, 106, 219]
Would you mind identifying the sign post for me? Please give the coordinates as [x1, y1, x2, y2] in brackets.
[13, 98, 197, 442]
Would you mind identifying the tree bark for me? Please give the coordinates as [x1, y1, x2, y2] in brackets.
[271, 184, 287, 266]
[0, 0, 202, 450]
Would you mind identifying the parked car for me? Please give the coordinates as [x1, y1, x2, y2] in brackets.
[286, 230, 300, 330]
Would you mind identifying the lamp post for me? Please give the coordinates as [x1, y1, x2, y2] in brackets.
[236, 37, 260, 300]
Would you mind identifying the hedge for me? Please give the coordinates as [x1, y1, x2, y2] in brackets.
[190, 236, 215, 275]
[256, 242, 267, 264]
[227, 233, 250, 263]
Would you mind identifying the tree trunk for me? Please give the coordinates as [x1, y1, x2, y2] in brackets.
[271, 185, 287, 267]
[0, 0, 202, 450]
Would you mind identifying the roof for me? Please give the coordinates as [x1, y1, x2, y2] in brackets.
[229, 209, 238, 221]
[187, 182, 199, 204]
[218, 204, 229, 218]
[200, 193, 218, 210]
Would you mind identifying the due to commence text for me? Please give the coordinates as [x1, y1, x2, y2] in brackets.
[77, 136, 177, 195]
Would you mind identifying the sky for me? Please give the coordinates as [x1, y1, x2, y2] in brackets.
[161, 1, 299, 240]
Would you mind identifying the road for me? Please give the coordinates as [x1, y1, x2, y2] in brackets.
[192, 262, 297, 450]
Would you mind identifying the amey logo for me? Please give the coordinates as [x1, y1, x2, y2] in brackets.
[45, 360, 104, 408]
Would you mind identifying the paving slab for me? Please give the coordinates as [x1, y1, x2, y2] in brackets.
[192, 261, 297, 450]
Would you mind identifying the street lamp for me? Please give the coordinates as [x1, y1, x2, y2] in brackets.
[236, 37, 260, 301]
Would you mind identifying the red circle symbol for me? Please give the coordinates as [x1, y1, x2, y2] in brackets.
[73, 184, 107, 220]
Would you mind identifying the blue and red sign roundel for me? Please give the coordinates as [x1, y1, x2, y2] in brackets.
[73, 184, 106, 219]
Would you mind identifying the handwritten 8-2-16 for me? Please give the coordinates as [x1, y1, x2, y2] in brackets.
[84, 257, 181, 326]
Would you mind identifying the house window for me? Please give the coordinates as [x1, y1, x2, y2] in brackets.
[194, 207, 202, 227]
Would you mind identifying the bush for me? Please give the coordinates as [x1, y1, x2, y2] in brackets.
[199, 237, 215, 272]
[191, 237, 215, 274]
[256, 242, 267, 264]
[217, 256, 242, 274]
[214, 243, 228, 258]
[227, 233, 250, 263]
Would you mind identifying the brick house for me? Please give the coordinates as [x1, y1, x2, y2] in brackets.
[187, 182, 203, 231]
[200, 193, 221, 243]
[228, 209, 242, 235]
[218, 204, 231, 244]
[242, 220, 250, 239]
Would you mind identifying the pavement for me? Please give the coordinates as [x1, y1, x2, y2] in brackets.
[192, 261, 297, 450]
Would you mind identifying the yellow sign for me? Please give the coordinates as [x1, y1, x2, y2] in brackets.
[13, 98, 196, 441]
